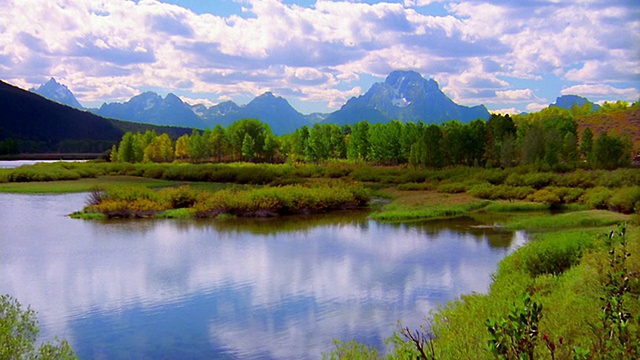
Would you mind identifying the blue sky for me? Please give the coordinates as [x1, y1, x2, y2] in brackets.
[1, 0, 638, 114]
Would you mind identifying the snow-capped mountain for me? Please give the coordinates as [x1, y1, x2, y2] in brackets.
[323, 70, 490, 125]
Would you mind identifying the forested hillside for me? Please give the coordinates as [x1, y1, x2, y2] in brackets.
[0, 80, 194, 156]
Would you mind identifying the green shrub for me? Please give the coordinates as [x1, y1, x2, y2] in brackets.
[580, 187, 611, 209]
[468, 184, 534, 200]
[516, 232, 596, 277]
[505, 172, 557, 189]
[556, 169, 597, 188]
[437, 182, 468, 194]
[397, 182, 436, 191]
[324, 162, 354, 178]
[475, 168, 509, 185]
[527, 187, 585, 205]
[608, 186, 640, 214]
[235, 166, 275, 184]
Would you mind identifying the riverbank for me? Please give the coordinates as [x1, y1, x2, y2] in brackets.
[1, 161, 638, 221]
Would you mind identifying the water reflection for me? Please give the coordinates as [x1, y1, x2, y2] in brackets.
[0, 193, 525, 359]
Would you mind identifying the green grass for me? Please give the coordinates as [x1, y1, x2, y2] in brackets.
[371, 200, 490, 221]
[504, 210, 630, 229]
[484, 201, 552, 212]
[0, 176, 178, 193]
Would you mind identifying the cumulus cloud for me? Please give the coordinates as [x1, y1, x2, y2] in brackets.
[496, 89, 538, 102]
[561, 84, 640, 101]
[0, 0, 636, 113]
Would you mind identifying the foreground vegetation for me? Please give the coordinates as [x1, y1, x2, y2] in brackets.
[0, 294, 77, 359]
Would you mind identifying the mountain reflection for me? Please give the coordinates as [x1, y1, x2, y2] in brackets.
[0, 193, 524, 359]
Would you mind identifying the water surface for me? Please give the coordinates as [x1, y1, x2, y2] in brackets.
[0, 193, 525, 359]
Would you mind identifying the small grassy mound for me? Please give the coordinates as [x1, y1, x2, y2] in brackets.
[74, 182, 370, 219]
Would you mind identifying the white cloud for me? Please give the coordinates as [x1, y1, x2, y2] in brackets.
[496, 89, 538, 102]
[490, 107, 521, 115]
[0, 0, 636, 113]
[526, 102, 548, 112]
[561, 84, 640, 100]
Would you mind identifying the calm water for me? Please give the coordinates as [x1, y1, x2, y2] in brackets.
[0, 160, 88, 168]
[0, 192, 525, 359]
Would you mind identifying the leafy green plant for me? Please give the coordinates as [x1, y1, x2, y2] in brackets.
[594, 223, 639, 358]
[0, 294, 77, 359]
[322, 339, 380, 360]
[486, 294, 543, 360]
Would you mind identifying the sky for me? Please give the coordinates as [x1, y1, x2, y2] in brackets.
[0, 0, 638, 115]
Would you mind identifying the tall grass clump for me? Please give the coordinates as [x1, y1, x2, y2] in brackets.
[468, 183, 535, 200]
[79, 181, 369, 219]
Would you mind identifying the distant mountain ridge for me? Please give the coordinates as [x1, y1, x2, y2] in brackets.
[30, 71, 492, 134]
[93, 92, 207, 129]
[34, 73, 626, 137]
[30, 78, 85, 109]
[323, 70, 490, 125]
[203, 92, 310, 135]
[550, 95, 601, 111]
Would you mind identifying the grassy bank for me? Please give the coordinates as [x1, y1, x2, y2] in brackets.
[0, 175, 178, 193]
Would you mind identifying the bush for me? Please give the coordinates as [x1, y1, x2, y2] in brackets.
[437, 182, 468, 194]
[324, 163, 354, 178]
[0, 294, 77, 359]
[556, 169, 597, 188]
[527, 187, 585, 205]
[608, 186, 640, 214]
[580, 187, 611, 209]
[505, 172, 557, 189]
[516, 232, 596, 277]
[234, 166, 275, 184]
[468, 184, 534, 200]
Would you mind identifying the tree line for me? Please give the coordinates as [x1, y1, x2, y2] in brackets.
[110, 103, 637, 170]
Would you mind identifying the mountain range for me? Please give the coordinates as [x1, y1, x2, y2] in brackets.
[21, 71, 605, 140]
[32, 71, 494, 134]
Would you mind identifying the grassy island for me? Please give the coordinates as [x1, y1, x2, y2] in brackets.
[71, 181, 369, 219]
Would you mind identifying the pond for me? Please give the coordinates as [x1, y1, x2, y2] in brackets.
[0, 192, 525, 359]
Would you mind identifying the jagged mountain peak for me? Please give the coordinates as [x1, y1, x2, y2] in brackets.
[30, 77, 84, 109]
[323, 70, 489, 125]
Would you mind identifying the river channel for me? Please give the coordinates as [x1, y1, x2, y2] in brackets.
[0, 191, 525, 359]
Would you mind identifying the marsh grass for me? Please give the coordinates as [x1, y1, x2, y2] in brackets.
[81, 181, 370, 219]
[0, 176, 177, 193]
[484, 201, 551, 212]
[504, 210, 630, 229]
[371, 189, 490, 221]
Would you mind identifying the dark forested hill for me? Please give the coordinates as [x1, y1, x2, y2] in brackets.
[0, 80, 192, 154]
